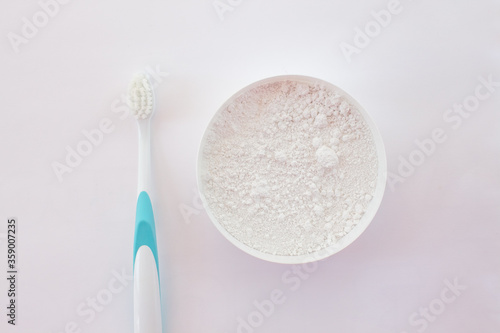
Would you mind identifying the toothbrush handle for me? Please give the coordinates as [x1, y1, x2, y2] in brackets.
[133, 191, 162, 333]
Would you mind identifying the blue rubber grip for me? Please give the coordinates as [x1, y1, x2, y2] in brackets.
[133, 191, 159, 270]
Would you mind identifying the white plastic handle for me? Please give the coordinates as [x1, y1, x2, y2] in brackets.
[134, 245, 162, 333]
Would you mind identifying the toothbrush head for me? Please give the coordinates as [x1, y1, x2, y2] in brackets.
[127, 73, 155, 120]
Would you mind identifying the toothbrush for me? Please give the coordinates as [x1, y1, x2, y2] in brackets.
[128, 73, 162, 333]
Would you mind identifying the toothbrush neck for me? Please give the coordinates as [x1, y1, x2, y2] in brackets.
[138, 121, 152, 195]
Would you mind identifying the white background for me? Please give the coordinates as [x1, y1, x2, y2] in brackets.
[1, 0, 499, 332]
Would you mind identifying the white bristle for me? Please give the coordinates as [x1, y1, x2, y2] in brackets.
[127, 73, 154, 119]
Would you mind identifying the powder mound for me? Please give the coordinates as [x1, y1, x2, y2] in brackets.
[313, 113, 328, 128]
[316, 145, 339, 168]
[201, 79, 378, 257]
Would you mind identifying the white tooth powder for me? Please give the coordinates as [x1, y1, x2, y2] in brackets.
[199, 77, 380, 258]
